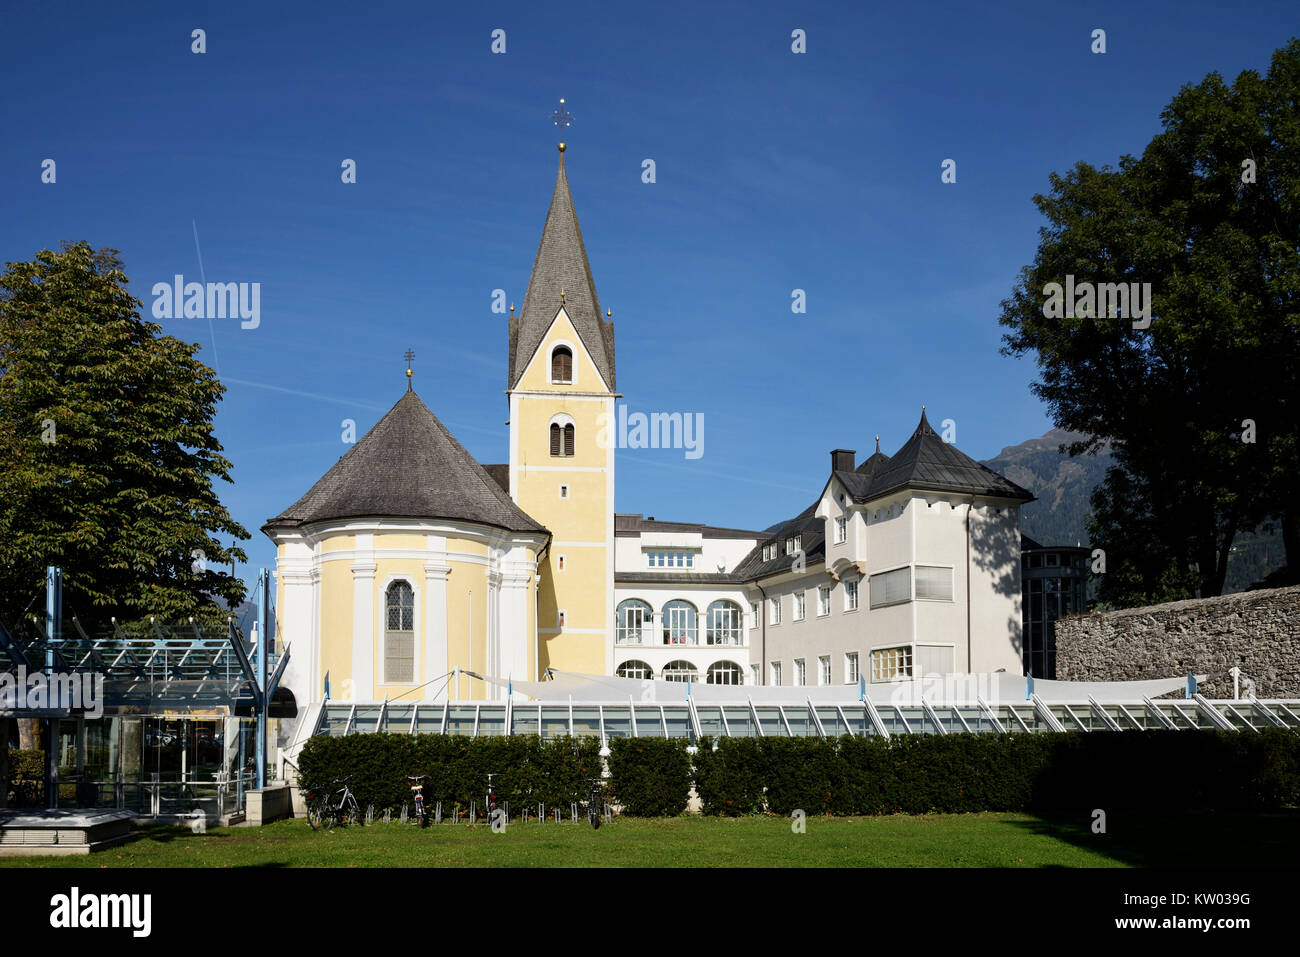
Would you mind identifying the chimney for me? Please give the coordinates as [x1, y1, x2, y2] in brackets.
[831, 449, 856, 473]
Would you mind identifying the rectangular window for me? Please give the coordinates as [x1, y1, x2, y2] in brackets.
[834, 516, 847, 544]
[845, 579, 859, 611]
[770, 597, 782, 625]
[819, 655, 831, 686]
[915, 565, 954, 601]
[817, 584, 830, 617]
[557, 555, 566, 572]
[869, 567, 911, 607]
[793, 534, 802, 553]
[845, 652, 859, 684]
[750, 602, 759, 628]
[751, 664, 760, 685]
[793, 591, 805, 621]
[770, 662, 782, 687]
[871, 646, 913, 682]
[559, 484, 569, 499]
[794, 659, 806, 686]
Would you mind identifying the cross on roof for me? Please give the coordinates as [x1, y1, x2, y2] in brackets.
[550, 97, 574, 138]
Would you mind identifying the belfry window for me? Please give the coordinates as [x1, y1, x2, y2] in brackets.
[550, 422, 575, 457]
[384, 581, 415, 684]
[551, 346, 573, 383]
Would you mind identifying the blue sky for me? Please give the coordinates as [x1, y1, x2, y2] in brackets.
[2, 1, 1295, 590]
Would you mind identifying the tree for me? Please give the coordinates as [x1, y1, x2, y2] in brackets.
[999, 39, 1300, 606]
[0, 242, 248, 633]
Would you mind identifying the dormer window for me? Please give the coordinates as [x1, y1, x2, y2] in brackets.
[834, 517, 847, 544]
[792, 534, 801, 553]
[551, 346, 573, 383]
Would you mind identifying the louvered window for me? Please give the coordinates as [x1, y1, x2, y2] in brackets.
[384, 581, 415, 683]
[552, 346, 573, 383]
[549, 422, 575, 457]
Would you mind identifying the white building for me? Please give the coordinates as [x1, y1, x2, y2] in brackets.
[611, 419, 1034, 688]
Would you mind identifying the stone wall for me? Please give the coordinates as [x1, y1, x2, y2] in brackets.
[1056, 585, 1300, 698]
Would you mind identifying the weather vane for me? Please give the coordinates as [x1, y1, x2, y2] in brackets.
[404, 348, 415, 390]
[551, 97, 573, 150]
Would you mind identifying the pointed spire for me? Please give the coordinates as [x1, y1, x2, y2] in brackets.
[509, 149, 615, 390]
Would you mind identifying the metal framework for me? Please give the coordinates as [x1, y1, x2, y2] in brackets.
[309, 696, 1300, 745]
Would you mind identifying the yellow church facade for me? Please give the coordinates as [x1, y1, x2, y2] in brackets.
[264, 145, 614, 706]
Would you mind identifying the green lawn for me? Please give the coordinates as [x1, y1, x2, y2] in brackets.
[3, 810, 1295, 867]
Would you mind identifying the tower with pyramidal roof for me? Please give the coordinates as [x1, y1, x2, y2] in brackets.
[506, 142, 617, 679]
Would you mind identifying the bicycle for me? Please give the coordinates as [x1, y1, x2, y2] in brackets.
[305, 777, 362, 830]
[407, 774, 430, 828]
[586, 777, 603, 830]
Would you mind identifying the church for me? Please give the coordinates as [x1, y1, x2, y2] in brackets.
[263, 144, 1035, 709]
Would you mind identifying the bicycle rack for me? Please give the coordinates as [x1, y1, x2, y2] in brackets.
[434, 801, 441, 824]
[571, 802, 578, 823]
[537, 802, 544, 823]
[469, 800, 476, 824]
[400, 804, 408, 823]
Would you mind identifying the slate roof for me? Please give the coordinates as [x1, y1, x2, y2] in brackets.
[614, 514, 760, 539]
[853, 411, 1035, 503]
[731, 501, 827, 582]
[263, 391, 547, 535]
[728, 415, 1033, 585]
[615, 572, 742, 586]
[508, 152, 616, 391]
[483, 464, 510, 495]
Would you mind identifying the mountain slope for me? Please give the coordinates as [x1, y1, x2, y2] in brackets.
[980, 429, 1283, 593]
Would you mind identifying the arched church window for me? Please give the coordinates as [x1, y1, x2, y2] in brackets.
[552, 346, 573, 383]
[385, 580, 414, 684]
[550, 422, 575, 457]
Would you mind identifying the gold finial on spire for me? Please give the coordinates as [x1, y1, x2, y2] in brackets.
[560, 288, 566, 304]
[558, 142, 566, 153]
[509, 303, 515, 316]
[404, 348, 415, 391]
[606, 308, 612, 318]
[875, 435, 880, 451]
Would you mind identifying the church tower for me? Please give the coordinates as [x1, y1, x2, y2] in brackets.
[507, 144, 616, 679]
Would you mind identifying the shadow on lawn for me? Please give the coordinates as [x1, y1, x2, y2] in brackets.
[1004, 810, 1300, 867]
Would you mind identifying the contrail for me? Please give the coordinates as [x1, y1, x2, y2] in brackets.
[192, 219, 220, 375]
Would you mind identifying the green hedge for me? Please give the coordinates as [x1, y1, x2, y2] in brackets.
[296, 733, 601, 812]
[296, 729, 1300, 819]
[607, 738, 692, 817]
[693, 730, 1300, 816]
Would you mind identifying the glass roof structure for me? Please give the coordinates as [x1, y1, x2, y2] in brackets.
[0, 619, 282, 716]
[309, 696, 1300, 743]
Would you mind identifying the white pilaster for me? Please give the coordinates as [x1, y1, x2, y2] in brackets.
[350, 561, 377, 702]
[424, 560, 451, 699]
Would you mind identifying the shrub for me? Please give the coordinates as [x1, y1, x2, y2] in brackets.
[607, 738, 692, 817]
[296, 734, 601, 813]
